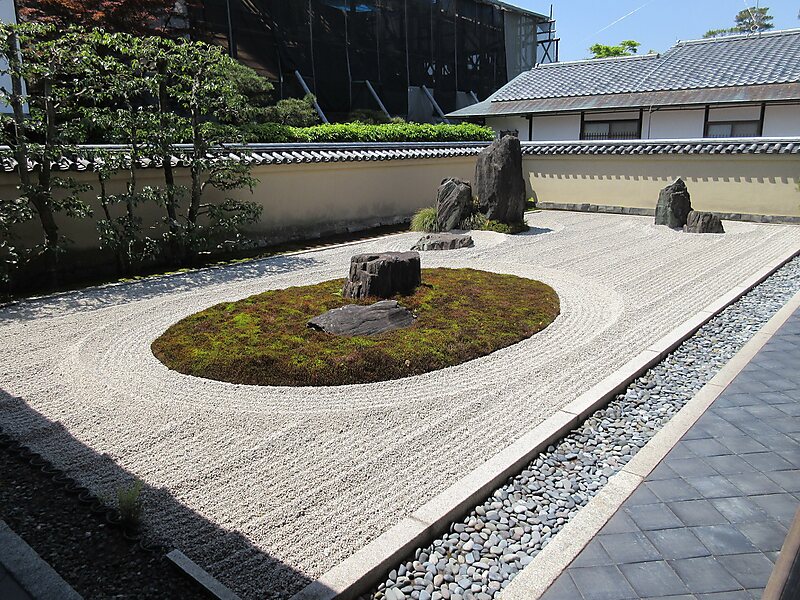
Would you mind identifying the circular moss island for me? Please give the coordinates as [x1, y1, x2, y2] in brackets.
[151, 268, 560, 387]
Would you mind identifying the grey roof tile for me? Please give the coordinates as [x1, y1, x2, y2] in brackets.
[491, 29, 800, 102]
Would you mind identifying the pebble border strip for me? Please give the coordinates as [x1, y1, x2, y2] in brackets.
[367, 256, 800, 600]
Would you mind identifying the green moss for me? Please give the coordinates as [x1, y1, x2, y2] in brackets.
[151, 268, 560, 387]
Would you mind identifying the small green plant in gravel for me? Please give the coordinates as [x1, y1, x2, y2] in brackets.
[410, 207, 438, 232]
[117, 480, 144, 530]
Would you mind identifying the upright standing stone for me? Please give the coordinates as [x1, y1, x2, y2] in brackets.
[655, 178, 693, 229]
[436, 178, 473, 232]
[684, 210, 725, 234]
[474, 135, 526, 225]
[342, 252, 421, 300]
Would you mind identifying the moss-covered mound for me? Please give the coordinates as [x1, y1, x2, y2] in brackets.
[151, 268, 559, 387]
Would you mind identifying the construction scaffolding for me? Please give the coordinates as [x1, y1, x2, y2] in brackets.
[195, 0, 558, 122]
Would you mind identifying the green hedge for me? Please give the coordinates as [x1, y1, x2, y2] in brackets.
[243, 122, 494, 144]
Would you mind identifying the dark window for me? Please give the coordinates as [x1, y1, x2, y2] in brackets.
[705, 120, 760, 138]
[581, 119, 640, 140]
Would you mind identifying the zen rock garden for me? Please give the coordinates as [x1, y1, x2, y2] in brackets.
[655, 177, 725, 233]
[309, 252, 422, 336]
[412, 134, 529, 250]
[310, 135, 532, 337]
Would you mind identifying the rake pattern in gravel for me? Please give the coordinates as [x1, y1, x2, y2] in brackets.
[0, 212, 798, 599]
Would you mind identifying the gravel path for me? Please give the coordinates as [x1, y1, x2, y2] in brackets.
[369, 256, 800, 600]
[0, 212, 797, 599]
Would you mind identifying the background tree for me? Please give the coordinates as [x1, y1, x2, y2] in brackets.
[0, 23, 93, 285]
[704, 6, 774, 38]
[589, 40, 640, 59]
[263, 94, 321, 127]
[16, 0, 192, 37]
[151, 36, 262, 265]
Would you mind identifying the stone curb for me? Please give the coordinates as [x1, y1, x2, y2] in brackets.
[166, 550, 241, 600]
[290, 244, 800, 600]
[0, 519, 83, 600]
[536, 202, 800, 225]
[500, 287, 800, 600]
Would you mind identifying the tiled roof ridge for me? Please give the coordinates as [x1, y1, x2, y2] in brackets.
[520, 138, 800, 156]
[1, 138, 799, 172]
[489, 27, 800, 104]
[530, 53, 659, 70]
[674, 26, 800, 46]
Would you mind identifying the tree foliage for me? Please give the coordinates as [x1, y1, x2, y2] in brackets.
[589, 40, 640, 59]
[0, 24, 262, 288]
[704, 6, 774, 38]
[262, 94, 320, 127]
[16, 0, 191, 37]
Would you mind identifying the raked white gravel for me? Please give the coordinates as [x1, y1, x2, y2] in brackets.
[0, 212, 798, 599]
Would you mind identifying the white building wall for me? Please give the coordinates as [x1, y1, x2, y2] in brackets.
[484, 116, 531, 141]
[0, 0, 18, 114]
[645, 109, 705, 139]
[484, 103, 800, 141]
[707, 105, 762, 122]
[531, 114, 581, 141]
[763, 104, 800, 136]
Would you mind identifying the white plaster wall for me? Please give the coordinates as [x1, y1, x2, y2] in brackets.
[707, 105, 762, 122]
[532, 114, 581, 141]
[645, 109, 705, 139]
[583, 111, 640, 122]
[485, 116, 531, 141]
[763, 104, 800, 137]
[0, 0, 17, 114]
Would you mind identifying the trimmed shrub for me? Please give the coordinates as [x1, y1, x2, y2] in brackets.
[241, 122, 494, 144]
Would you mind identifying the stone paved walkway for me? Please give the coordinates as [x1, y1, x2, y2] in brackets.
[540, 308, 800, 600]
[0, 563, 34, 600]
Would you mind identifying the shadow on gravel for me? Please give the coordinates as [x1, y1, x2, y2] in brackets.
[517, 227, 554, 237]
[0, 388, 328, 600]
[0, 254, 322, 325]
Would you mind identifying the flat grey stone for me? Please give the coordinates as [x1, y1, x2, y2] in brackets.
[308, 300, 415, 336]
[734, 521, 789, 553]
[598, 531, 661, 563]
[625, 504, 683, 531]
[0, 520, 82, 600]
[412, 233, 474, 252]
[539, 574, 581, 600]
[716, 553, 774, 589]
[568, 565, 637, 600]
[618, 561, 689, 598]
[667, 500, 729, 527]
[644, 528, 711, 560]
[668, 557, 742, 594]
[691, 525, 758, 555]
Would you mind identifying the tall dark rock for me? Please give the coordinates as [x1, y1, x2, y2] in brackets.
[436, 178, 473, 232]
[655, 178, 693, 229]
[474, 135, 526, 225]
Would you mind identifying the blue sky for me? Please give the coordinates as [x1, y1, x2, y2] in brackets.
[513, 0, 799, 61]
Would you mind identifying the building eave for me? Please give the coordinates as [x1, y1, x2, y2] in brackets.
[447, 84, 800, 119]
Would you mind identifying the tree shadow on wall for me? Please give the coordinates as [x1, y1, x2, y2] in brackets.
[0, 388, 331, 600]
